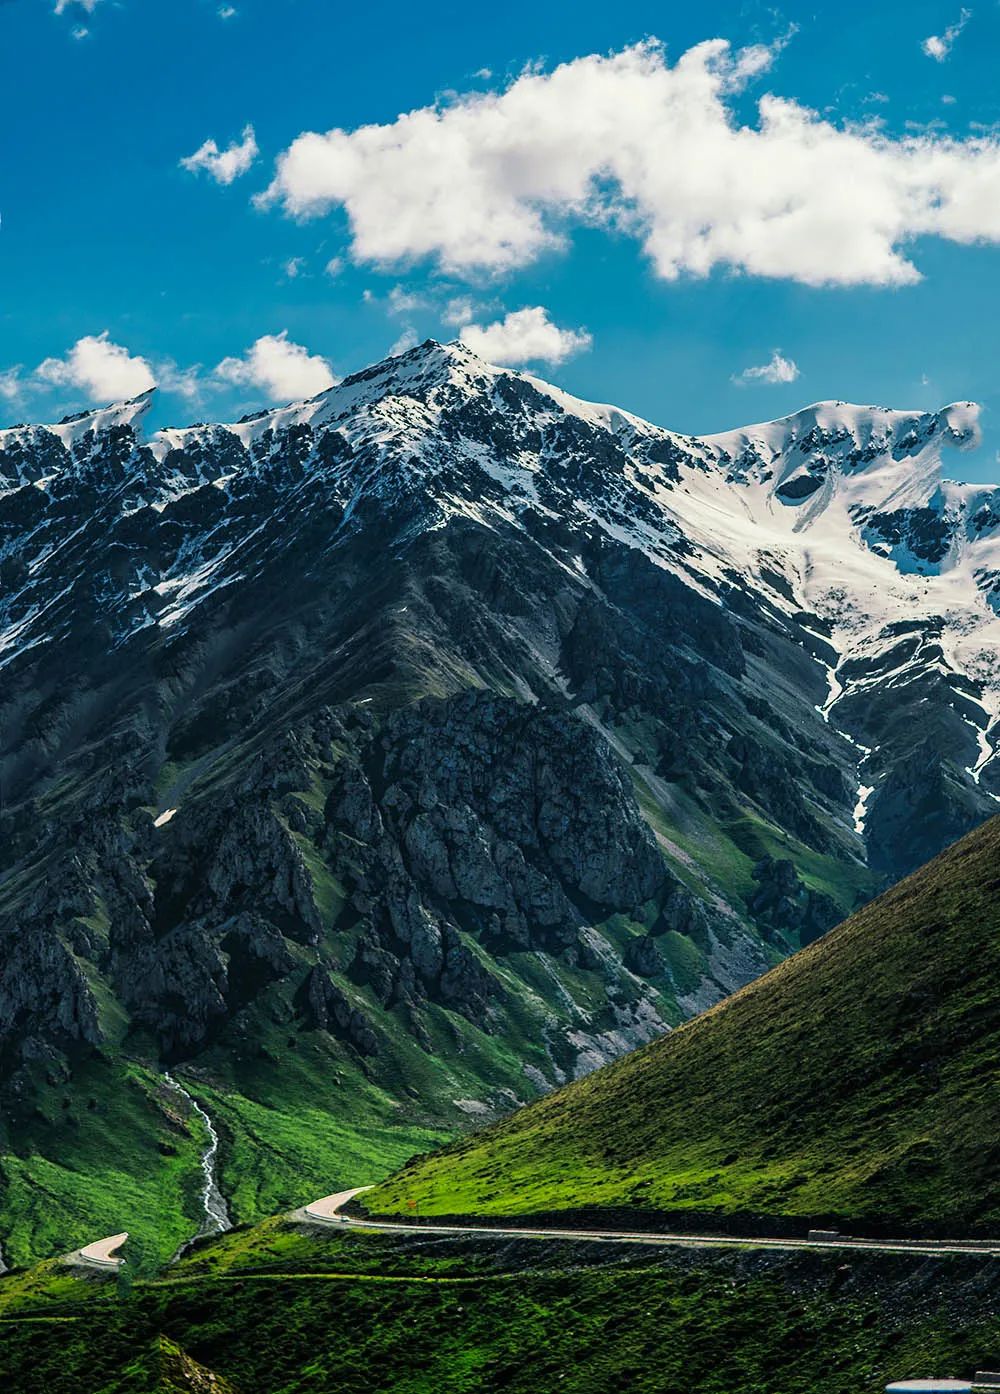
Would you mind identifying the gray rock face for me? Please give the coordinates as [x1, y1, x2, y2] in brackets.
[382, 691, 666, 913]
[0, 689, 681, 1096]
[625, 936, 665, 978]
[306, 967, 379, 1056]
[317, 692, 671, 1030]
[199, 803, 324, 945]
[748, 857, 841, 947]
[0, 927, 102, 1051]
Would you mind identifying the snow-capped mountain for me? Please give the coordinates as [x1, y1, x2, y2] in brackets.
[3, 340, 997, 833]
[1, 340, 997, 1190]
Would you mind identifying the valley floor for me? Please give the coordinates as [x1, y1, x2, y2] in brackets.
[2, 1217, 999, 1393]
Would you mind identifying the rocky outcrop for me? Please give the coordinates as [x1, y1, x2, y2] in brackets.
[381, 691, 667, 911]
[305, 966, 379, 1056]
[0, 925, 102, 1052]
[0, 689, 683, 1083]
[864, 746, 987, 880]
[747, 857, 841, 946]
[166, 801, 324, 946]
[624, 935, 665, 978]
[317, 691, 671, 1030]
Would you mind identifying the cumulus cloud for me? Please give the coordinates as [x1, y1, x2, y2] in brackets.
[27, 335, 207, 405]
[214, 332, 337, 402]
[459, 307, 592, 365]
[388, 327, 420, 357]
[36, 333, 157, 402]
[441, 295, 481, 327]
[387, 285, 427, 315]
[0, 369, 23, 405]
[732, 349, 800, 386]
[181, 124, 258, 186]
[157, 361, 204, 403]
[257, 37, 1000, 289]
[922, 9, 971, 61]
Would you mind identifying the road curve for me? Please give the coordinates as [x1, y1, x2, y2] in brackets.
[302, 1187, 373, 1222]
[296, 1192, 1000, 1260]
[64, 1233, 129, 1271]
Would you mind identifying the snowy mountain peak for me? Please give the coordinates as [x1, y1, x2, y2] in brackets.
[694, 397, 983, 532]
[2, 345, 1000, 879]
[0, 390, 157, 491]
[705, 397, 978, 475]
[26, 389, 155, 448]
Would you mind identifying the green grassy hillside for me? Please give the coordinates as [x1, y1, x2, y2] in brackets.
[364, 816, 1000, 1234]
[2, 1218, 999, 1394]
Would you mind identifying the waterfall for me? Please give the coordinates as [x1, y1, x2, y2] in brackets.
[164, 1073, 231, 1237]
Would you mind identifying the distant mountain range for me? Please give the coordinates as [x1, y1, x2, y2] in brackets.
[2, 338, 998, 1260]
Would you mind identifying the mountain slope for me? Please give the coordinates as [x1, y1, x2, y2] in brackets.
[363, 814, 1000, 1234]
[1, 338, 998, 1259]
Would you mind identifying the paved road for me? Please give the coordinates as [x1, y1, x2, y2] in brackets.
[301, 1188, 372, 1223]
[295, 1190, 1000, 1259]
[64, 1233, 129, 1271]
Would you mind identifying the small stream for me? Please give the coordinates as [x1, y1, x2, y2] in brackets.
[164, 1073, 231, 1238]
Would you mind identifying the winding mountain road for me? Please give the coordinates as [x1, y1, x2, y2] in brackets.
[64, 1233, 129, 1271]
[296, 1190, 1000, 1259]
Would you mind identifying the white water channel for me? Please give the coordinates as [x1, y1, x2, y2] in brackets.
[164, 1073, 231, 1237]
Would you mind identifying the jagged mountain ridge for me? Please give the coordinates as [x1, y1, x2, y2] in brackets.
[4, 342, 998, 865]
[1, 339, 997, 1260]
[3, 348, 997, 758]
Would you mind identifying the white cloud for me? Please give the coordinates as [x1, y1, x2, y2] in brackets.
[283, 256, 307, 279]
[732, 349, 800, 386]
[29, 334, 206, 405]
[0, 369, 23, 405]
[458, 306, 592, 365]
[922, 9, 971, 61]
[214, 332, 337, 403]
[258, 37, 1000, 289]
[442, 295, 479, 326]
[324, 255, 345, 277]
[181, 124, 258, 186]
[157, 361, 204, 403]
[388, 327, 419, 357]
[54, 0, 101, 12]
[36, 333, 157, 402]
[387, 285, 427, 315]
[218, 4, 237, 17]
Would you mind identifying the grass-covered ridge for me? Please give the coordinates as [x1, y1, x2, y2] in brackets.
[364, 815, 1000, 1234]
[2, 1217, 999, 1393]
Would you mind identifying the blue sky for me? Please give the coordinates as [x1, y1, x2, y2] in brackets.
[3, 0, 1000, 478]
